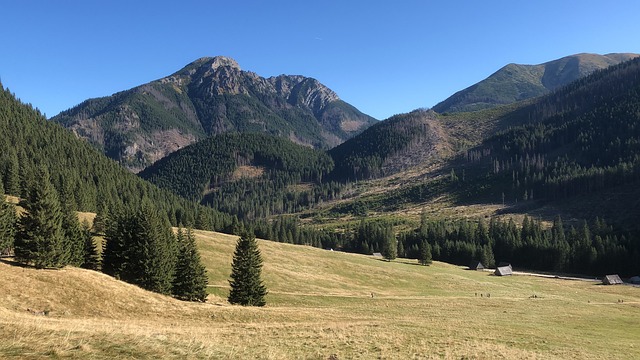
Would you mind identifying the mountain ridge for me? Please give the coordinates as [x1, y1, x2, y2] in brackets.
[52, 56, 377, 172]
[433, 53, 640, 113]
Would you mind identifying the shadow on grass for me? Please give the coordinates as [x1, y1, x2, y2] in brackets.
[0, 257, 62, 270]
[371, 257, 431, 267]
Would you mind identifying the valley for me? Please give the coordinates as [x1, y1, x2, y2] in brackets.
[2, 50, 640, 359]
[1, 230, 639, 359]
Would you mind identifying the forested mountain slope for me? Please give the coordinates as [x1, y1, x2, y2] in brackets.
[455, 57, 640, 226]
[52, 56, 377, 171]
[0, 83, 231, 228]
[433, 53, 639, 113]
[328, 109, 451, 181]
[139, 133, 337, 220]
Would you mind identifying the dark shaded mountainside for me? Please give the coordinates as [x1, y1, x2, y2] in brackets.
[0, 83, 232, 229]
[328, 109, 451, 180]
[139, 133, 336, 220]
[440, 57, 640, 227]
[433, 53, 639, 113]
[52, 56, 377, 171]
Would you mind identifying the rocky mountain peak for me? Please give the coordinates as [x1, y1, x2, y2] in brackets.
[203, 56, 241, 71]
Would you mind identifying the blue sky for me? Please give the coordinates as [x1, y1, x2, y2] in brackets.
[2, 1, 640, 120]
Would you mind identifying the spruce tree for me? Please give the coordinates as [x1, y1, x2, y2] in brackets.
[102, 207, 132, 279]
[60, 196, 84, 266]
[14, 168, 67, 268]
[102, 203, 177, 294]
[418, 239, 432, 266]
[173, 228, 208, 302]
[0, 181, 17, 255]
[80, 221, 100, 270]
[381, 227, 397, 261]
[228, 230, 267, 306]
[3, 149, 20, 196]
[129, 202, 177, 294]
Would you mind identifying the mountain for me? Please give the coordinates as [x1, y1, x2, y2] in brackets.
[139, 133, 335, 220]
[458, 56, 640, 211]
[328, 109, 451, 181]
[0, 83, 231, 229]
[433, 53, 639, 114]
[51, 56, 377, 172]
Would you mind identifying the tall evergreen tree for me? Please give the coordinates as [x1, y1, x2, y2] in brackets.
[80, 221, 100, 270]
[102, 207, 133, 279]
[173, 228, 208, 302]
[228, 230, 267, 306]
[418, 239, 432, 266]
[0, 181, 17, 255]
[102, 203, 177, 294]
[60, 195, 84, 266]
[3, 149, 20, 196]
[14, 168, 67, 268]
[381, 228, 398, 262]
[130, 203, 177, 294]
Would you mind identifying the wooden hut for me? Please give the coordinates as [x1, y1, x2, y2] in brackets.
[602, 274, 623, 285]
[469, 261, 484, 271]
[494, 266, 513, 276]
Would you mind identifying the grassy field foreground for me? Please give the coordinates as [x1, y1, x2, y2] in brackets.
[1, 230, 639, 359]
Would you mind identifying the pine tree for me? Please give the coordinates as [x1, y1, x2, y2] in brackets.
[172, 228, 208, 302]
[102, 207, 132, 279]
[14, 168, 67, 268]
[102, 203, 177, 294]
[228, 230, 267, 306]
[80, 221, 100, 270]
[60, 195, 84, 266]
[479, 244, 496, 268]
[0, 181, 17, 255]
[92, 203, 110, 235]
[3, 149, 20, 196]
[418, 239, 432, 266]
[128, 203, 177, 294]
[381, 227, 397, 262]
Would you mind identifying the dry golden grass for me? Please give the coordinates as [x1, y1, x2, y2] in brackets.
[1, 230, 639, 359]
[232, 165, 265, 180]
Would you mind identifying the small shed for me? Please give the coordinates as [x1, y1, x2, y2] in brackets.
[372, 252, 383, 258]
[629, 276, 640, 285]
[469, 261, 484, 271]
[495, 266, 513, 276]
[498, 262, 512, 269]
[602, 274, 623, 285]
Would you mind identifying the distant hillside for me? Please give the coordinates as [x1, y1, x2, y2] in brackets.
[328, 109, 451, 181]
[433, 53, 639, 113]
[139, 133, 335, 219]
[0, 83, 230, 228]
[447, 57, 640, 226]
[52, 56, 377, 171]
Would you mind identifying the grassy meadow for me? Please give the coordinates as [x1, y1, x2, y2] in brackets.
[1, 229, 639, 359]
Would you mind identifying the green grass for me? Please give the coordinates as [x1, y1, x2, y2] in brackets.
[1, 229, 639, 359]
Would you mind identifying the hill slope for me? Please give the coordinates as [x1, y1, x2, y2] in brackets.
[139, 133, 335, 219]
[52, 56, 377, 171]
[328, 109, 451, 180]
[433, 53, 639, 113]
[1, 230, 639, 359]
[457, 56, 640, 215]
[0, 83, 230, 228]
